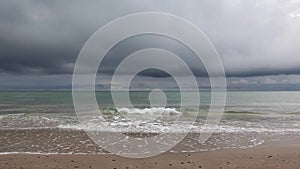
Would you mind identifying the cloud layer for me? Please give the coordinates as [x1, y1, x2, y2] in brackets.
[1, 0, 300, 90]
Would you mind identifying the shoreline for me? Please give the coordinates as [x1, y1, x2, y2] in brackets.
[1, 142, 300, 169]
[0, 128, 266, 154]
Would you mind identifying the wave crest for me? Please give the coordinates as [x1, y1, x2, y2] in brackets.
[117, 107, 182, 115]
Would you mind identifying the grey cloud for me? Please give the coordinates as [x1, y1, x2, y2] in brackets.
[0, 0, 300, 91]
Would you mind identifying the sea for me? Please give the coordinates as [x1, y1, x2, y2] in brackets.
[1, 91, 300, 154]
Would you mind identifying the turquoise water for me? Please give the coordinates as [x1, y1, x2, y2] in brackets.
[1, 91, 300, 132]
[1, 91, 300, 153]
[1, 91, 300, 114]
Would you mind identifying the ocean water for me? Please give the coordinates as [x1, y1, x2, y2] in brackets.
[1, 91, 300, 154]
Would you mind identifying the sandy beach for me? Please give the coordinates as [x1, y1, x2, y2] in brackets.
[1, 142, 300, 169]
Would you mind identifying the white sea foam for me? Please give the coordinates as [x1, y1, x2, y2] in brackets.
[58, 122, 300, 134]
[117, 107, 182, 115]
[2, 107, 300, 135]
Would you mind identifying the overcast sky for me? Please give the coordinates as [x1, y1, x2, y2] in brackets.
[1, 0, 300, 90]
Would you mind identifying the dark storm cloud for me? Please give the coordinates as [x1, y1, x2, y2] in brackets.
[0, 0, 124, 75]
[0, 0, 300, 80]
[98, 34, 209, 78]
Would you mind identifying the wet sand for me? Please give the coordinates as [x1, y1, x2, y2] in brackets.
[0, 128, 264, 154]
[1, 129, 300, 168]
[1, 142, 300, 169]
